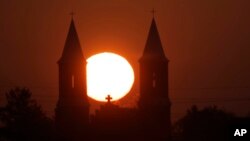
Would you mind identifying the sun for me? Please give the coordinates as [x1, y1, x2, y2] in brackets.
[87, 52, 134, 102]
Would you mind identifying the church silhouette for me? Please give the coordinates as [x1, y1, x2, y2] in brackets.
[55, 17, 171, 141]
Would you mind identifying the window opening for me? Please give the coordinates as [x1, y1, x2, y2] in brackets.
[72, 75, 75, 88]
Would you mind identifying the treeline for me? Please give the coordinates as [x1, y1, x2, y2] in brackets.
[172, 105, 249, 141]
[0, 87, 249, 141]
[0, 88, 55, 141]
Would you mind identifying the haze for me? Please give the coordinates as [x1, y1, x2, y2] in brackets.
[0, 0, 250, 120]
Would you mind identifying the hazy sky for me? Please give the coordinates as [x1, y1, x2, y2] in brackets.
[1, 0, 250, 120]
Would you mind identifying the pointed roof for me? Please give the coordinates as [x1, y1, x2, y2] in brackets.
[139, 18, 168, 62]
[58, 19, 84, 64]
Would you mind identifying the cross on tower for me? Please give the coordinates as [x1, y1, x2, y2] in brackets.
[151, 8, 156, 17]
[105, 95, 112, 103]
[70, 12, 75, 19]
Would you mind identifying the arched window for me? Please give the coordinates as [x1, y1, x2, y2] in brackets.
[153, 73, 156, 88]
[72, 75, 75, 88]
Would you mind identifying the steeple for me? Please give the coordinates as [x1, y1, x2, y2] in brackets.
[55, 18, 89, 140]
[138, 17, 171, 141]
[58, 19, 84, 64]
[139, 18, 168, 62]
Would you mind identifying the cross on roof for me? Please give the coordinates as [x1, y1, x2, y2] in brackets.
[105, 95, 112, 103]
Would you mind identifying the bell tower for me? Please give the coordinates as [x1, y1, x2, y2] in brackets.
[138, 17, 171, 140]
[55, 19, 89, 140]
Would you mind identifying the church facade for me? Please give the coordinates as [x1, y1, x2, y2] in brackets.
[55, 17, 171, 141]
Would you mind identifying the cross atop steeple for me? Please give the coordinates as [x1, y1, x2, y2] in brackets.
[70, 12, 75, 19]
[151, 8, 156, 17]
[106, 95, 112, 103]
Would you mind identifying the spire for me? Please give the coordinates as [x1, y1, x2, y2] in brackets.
[58, 19, 84, 64]
[140, 18, 168, 62]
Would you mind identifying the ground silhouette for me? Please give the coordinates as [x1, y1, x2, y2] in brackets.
[172, 105, 250, 141]
[0, 87, 54, 141]
[1, 89, 249, 141]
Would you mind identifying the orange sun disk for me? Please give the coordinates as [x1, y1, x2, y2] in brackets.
[87, 52, 134, 102]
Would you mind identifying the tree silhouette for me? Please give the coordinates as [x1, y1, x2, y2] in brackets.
[247, 111, 250, 117]
[0, 87, 54, 141]
[173, 105, 235, 141]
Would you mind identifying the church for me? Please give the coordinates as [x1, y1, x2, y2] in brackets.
[55, 16, 171, 141]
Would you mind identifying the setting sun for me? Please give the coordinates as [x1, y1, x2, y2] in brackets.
[87, 52, 134, 102]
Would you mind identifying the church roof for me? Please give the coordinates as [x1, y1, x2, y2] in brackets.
[139, 18, 168, 62]
[58, 19, 84, 64]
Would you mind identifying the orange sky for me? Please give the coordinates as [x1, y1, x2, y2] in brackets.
[0, 0, 250, 121]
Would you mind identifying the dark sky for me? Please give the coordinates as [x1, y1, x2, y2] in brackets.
[1, 0, 250, 121]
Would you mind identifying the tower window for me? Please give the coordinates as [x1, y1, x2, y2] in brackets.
[153, 73, 156, 88]
[72, 75, 75, 88]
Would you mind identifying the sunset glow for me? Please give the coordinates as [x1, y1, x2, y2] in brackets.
[87, 52, 134, 102]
